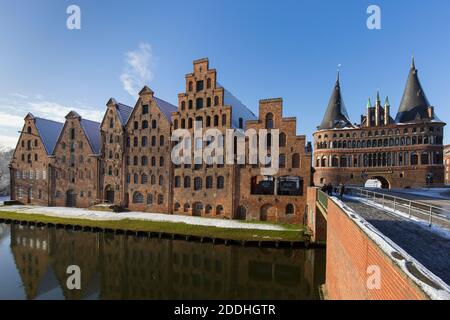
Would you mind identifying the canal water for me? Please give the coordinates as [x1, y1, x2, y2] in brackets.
[0, 223, 325, 300]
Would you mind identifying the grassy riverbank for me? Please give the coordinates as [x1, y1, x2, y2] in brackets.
[0, 210, 305, 243]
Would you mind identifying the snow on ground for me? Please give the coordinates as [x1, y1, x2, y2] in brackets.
[391, 188, 450, 200]
[332, 196, 450, 300]
[345, 194, 450, 240]
[0, 205, 296, 231]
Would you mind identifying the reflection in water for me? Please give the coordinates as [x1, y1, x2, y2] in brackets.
[3, 223, 325, 300]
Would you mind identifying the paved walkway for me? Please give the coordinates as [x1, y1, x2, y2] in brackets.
[343, 197, 450, 286]
[0, 205, 295, 231]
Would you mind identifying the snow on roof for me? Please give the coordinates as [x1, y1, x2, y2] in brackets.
[34, 117, 64, 155]
[116, 103, 133, 126]
[218, 82, 256, 128]
[80, 118, 101, 154]
[154, 97, 177, 124]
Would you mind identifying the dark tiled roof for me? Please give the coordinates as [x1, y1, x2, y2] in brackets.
[395, 59, 433, 123]
[318, 74, 353, 130]
[116, 103, 133, 126]
[34, 117, 64, 155]
[154, 97, 177, 123]
[80, 118, 101, 154]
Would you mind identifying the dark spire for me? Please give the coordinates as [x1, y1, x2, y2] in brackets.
[318, 72, 353, 130]
[395, 58, 432, 123]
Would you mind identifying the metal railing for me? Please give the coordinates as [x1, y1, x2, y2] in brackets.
[317, 189, 328, 210]
[347, 187, 450, 228]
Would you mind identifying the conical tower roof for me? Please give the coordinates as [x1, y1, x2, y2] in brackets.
[395, 58, 432, 123]
[318, 72, 353, 130]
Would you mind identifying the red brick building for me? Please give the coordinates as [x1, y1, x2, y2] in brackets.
[313, 59, 446, 189]
[445, 145, 450, 185]
[9, 58, 312, 224]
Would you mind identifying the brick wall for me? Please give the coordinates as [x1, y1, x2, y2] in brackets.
[324, 196, 429, 300]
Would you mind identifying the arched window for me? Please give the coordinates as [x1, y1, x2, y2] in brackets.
[158, 194, 164, 204]
[207, 97, 211, 107]
[151, 175, 156, 185]
[205, 205, 212, 214]
[411, 152, 418, 165]
[279, 132, 286, 147]
[159, 135, 164, 146]
[133, 137, 138, 147]
[175, 176, 181, 188]
[196, 98, 203, 110]
[207, 78, 211, 89]
[184, 203, 190, 213]
[159, 175, 164, 186]
[194, 177, 202, 190]
[133, 156, 138, 166]
[151, 156, 156, 166]
[188, 81, 193, 91]
[141, 174, 148, 184]
[206, 116, 211, 127]
[133, 192, 144, 203]
[279, 154, 286, 168]
[286, 204, 295, 215]
[174, 202, 181, 211]
[265, 113, 274, 129]
[151, 136, 156, 146]
[188, 118, 193, 129]
[142, 120, 148, 129]
[217, 176, 225, 189]
[147, 194, 153, 204]
[181, 119, 186, 129]
[27, 126, 32, 134]
[141, 156, 148, 166]
[174, 119, 178, 129]
[206, 176, 213, 188]
[134, 121, 139, 130]
[141, 136, 148, 147]
[216, 205, 224, 215]
[214, 96, 219, 106]
[188, 100, 193, 109]
[152, 120, 157, 129]
[159, 156, 164, 167]
[421, 153, 429, 165]
[184, 176, 191, 188]
[222, 114, 227, 126]
[292, 153, 300, 168]
[181, 101, 185, 110]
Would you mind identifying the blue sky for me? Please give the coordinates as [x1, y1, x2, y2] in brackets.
[0, 0, 449, 148]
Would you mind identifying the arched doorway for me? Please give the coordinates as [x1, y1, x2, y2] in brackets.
[192, 202, 203, 216]
[260, 204, 273, 221]
[66, 190, 77, 207]
[365, 176, 390, 189]
[236, 206, 247, 220]
[105, 185, 114, 204]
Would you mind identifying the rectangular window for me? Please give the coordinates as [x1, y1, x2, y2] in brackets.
[196, 80, 204, 92]
[42, 170, 46, 180]
[142, 104, 149, 114]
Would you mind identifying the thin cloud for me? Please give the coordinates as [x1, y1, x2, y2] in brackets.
[120, 43, 155, 98]
[0, 95, 104, 149]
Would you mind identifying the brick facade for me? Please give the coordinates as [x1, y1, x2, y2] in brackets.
[9, 58, 311, 224]
[313, 62, 445, 189]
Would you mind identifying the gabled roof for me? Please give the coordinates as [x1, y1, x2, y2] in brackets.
[318, 73, 353, 130]
[34, 117, 64, 155]
[395, 58, 434, 123]
[116, 103, 133, 126]
[154, 97, 177, 123]
[217, 82, 256, 128]
[80, 118, 101, 154]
